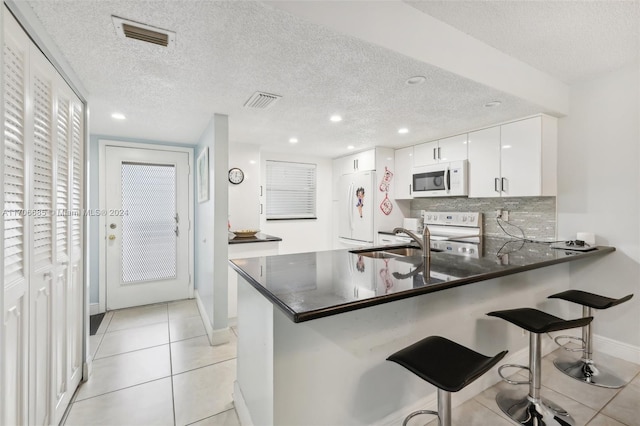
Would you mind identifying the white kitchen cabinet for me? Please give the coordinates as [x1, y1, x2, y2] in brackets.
[468, 115, 557, 198]
[468, 126, 501, 197]
[394, 146, 413, 199]
[413, 134, 468, 167]
[438, 134, 468, 162]
[413, 141, 438, 167]
[339, 149, 376, 173]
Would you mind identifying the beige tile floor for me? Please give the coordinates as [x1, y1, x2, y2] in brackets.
[64, 300, 240, 426]
[68, 301, 640, 425]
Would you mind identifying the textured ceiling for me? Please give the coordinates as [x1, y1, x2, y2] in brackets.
[22, 1, 615, 157]
[406, 0, 640, 84]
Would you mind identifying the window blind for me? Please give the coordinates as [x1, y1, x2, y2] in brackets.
[266, 161, 316, 220]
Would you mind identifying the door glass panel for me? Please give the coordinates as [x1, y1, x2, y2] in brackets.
[121, 163, 176, 283]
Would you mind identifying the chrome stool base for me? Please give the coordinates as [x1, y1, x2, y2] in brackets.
[496, 390, 575, 426]
[554, 357, 627, 389]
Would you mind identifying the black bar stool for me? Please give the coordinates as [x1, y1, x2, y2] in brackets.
[548, 289, 634, 388]
[387, 336, 507, 426]
[487, 308, 593, 426]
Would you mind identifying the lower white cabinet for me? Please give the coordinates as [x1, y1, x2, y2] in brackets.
[3, 8, 85, 425]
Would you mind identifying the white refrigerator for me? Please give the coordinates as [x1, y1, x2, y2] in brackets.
[338, 171, 376, 246]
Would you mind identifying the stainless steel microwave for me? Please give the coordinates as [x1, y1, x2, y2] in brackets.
[411, 160, 468, 197]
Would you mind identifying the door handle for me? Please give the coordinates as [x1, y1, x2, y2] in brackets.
[409, 184, 412, 195]
[437, 147, 441, 160]
[446, 169, 451, 193]
[501, 177, 507, 193]
[495, 178, 500, 193]
[433, 148, 436, 160]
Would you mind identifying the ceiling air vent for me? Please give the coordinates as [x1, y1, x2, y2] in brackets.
[112, 16, 176, 48]
[244, 92, 282, 109]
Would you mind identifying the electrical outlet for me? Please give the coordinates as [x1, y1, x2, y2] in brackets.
[496, 209, 502, 219]
[503, 210, 509, 221]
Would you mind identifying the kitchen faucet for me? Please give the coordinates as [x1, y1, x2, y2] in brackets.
[392, 225, 431, 261]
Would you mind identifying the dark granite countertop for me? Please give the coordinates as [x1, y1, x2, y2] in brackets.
[228, 232, 282, 245]
[229, 237, 614, 323]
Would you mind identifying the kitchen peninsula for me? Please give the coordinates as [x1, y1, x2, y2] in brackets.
[229, 240, 614, 425]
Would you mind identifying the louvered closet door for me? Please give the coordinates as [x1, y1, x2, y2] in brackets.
[66, 98, 84, 411]
[29, 45, 57, 426]
[52, 90, 70, 423]
[2, 8, 30, 426]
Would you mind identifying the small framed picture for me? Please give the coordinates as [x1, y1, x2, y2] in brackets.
[197, 147, 209, 203]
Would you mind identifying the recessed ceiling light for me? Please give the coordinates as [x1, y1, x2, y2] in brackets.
[347, 145, 355, 150]
[289, 138, 298, 144]
[406, 76, 426, 85]
[484, 101, 502, 108]
[330, 115, 343, 123]
[249, 160, 256, 164]
[398, 128, 409, 134]
[111, 112, 126, 120]
[502, 145, 512, 149]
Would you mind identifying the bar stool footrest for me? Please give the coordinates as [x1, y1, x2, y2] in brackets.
[402, 409, 438, 426]
[498, 364, 531, 385]
[553, 334, 585, 352]
[553, 357, 629, 389]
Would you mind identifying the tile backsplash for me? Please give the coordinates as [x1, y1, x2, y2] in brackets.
[410, 196, 556, 241]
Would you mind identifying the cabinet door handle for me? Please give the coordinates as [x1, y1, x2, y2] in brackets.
[433, 148, 436, 160]
[260, 204, 263, 214]
[409, 184, 412, 194]
[438, 147, 441, 159]
[501, 178, 507, 193]
[495, 178, 500, 193]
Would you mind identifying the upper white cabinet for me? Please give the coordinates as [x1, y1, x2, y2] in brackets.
[394, 146, 413, 199]
[413, 134, 468, 167]
[413, 141, 438, 167]
[468, 115, 557, 197]
[340, 149, 376, 174]
[467, 126, 501, 197]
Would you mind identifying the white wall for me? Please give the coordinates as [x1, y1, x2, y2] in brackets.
[228, 143, 261, 231]
[557, 61, 640, 348]
[195, 114, 230, 341]
[260, 151, 334, 254]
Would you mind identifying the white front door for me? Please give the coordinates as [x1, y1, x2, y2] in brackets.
[105, 146, 191, 310]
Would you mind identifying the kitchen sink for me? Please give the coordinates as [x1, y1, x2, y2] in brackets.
[350, 245, 441, 259]
[384, 247, 422, 257]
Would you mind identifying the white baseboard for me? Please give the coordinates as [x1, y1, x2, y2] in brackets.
[89, 303, 101, 316]
[594, 334, 640, 364]
[233, 380, 254, 426]
[194, 290, 231, 346]
[228, 316, 237, 327]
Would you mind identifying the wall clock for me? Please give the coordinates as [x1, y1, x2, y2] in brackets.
[228, 167, 244, 184]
